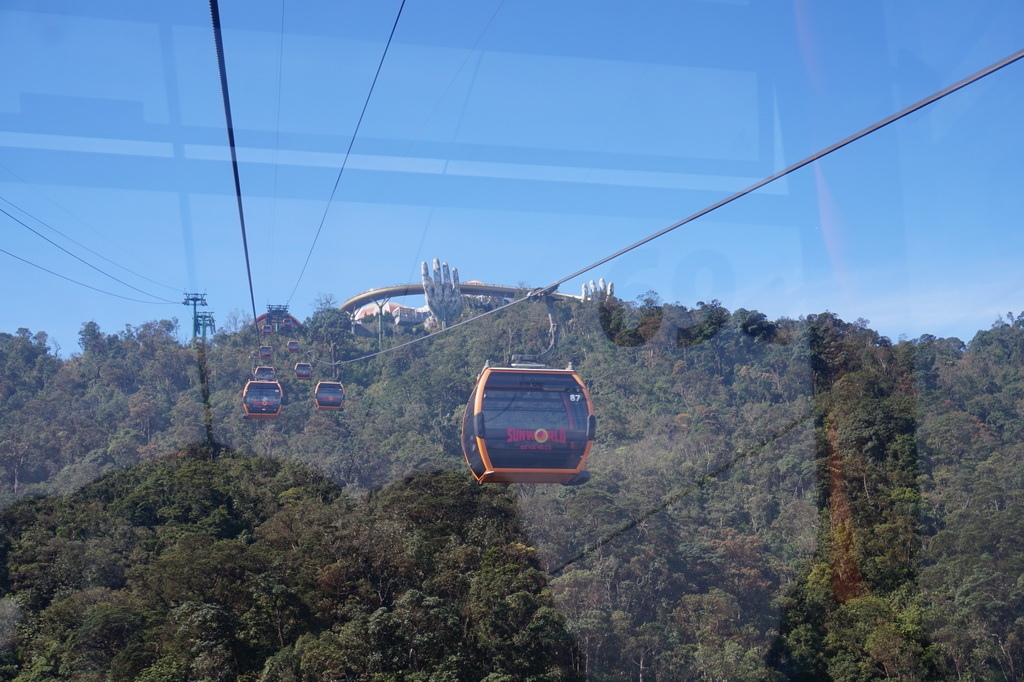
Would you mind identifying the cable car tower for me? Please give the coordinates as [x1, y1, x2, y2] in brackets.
[264, 304, 291, 332]
[183, 293, 216, 339]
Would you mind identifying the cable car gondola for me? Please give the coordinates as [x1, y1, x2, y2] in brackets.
[314, 381, 345, 411]
[253, 366, 276, 381]
[261, 323, 273, 335]
[287, 340, 300, 353]
[294, 362, 312, 380]
[243, 380, 283, 418]
[462, 366, 595, 484]
[258, 345, 273, 361]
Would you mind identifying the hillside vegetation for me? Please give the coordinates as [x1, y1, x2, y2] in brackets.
[0, 455, 575, 680]
[0, 294, 1021, 680]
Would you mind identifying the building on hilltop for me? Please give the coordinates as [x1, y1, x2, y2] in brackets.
[352, 301, 430, 328]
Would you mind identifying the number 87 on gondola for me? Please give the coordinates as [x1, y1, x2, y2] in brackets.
[461, 366, 595, 485]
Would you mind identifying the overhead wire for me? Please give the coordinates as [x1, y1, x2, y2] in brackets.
[0, 195, 179, 294]
[267, 0, 288, 300]
[0, 204, 179, 304]
[285, 0, 409, 306]
[0, 163, 181, 293]
[541, 47, 1024, 296]
[197, 0, 258, 454]
[0, 245, 178, 304]
[399, 0, 507, 283]
[330, 46, 1024, 367]
[209, 0, 260, 328]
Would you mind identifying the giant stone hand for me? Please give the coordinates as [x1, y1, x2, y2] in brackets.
[422, 259, 463, 328]
[581, 278, 614, 302]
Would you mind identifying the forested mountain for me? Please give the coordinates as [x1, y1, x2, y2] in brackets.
[0, 456, 575, 680]
[0, 294, 1021, 680]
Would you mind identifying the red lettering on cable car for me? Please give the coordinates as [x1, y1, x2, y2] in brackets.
[506, 428, 567, 443]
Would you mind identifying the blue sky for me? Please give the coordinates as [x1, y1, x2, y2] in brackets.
[1, 0, 1022, 353]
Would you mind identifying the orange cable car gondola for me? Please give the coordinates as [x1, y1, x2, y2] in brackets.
[314, 381, 345, 411]
[261, 323, 273, 335]
[287, 340, 300, 353]
[461, 365, 595, 484]
[253, 366, 276, 381]
[243, 380, 283, 418]
[258, 345, 273, 361]
[294, 362, 312, 380]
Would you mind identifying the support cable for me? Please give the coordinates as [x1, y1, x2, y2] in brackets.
[333, 47, 1024, 365]
[0, 191, 180, 293]
[0, 245, 176, 304]
[0, 205, 178, 303]
[267, 0, 288, 298]
[538, 47, 1024, 296]
[286, 0, 408, 305]
[210, 0, 260, 328]
[401, 0, 506, 283]
[0, 163, 180, 292]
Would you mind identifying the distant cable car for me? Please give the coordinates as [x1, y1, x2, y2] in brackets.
[261, 323, 273, 335]
[462, 366, 595, 484]
[253, 366, 276, 381]
[243, 380, 283, 418]
[258, 345, 273, 361]
[294, 363, 312, 380]
[282, 317, 294, 331]
[314, 381, 345, 411]
[287, 340, 300, 353]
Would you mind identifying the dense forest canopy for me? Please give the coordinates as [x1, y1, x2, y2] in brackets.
[0, 292, 1021, 680]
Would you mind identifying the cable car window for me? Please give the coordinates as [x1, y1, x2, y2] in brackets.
[480, 373, 591, 470]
